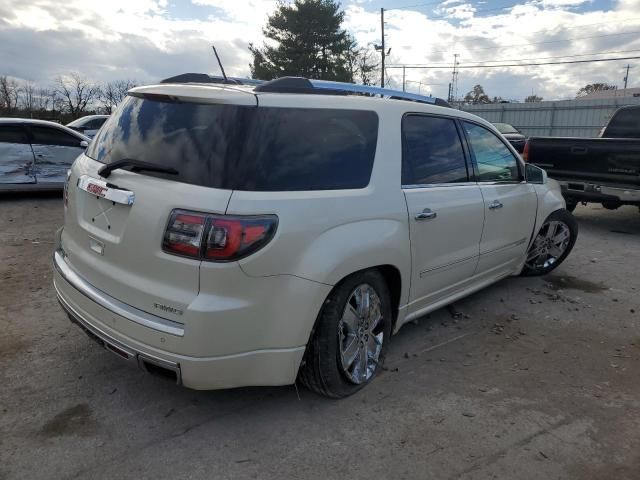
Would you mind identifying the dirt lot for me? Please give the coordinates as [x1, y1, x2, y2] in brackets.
[1, 194, 639, 480]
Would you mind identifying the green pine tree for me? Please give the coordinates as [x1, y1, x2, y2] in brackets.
[249, 0, 354, 82]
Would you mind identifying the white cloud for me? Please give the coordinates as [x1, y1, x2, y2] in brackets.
[1, 0, 640, 100]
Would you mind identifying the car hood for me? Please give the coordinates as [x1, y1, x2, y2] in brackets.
[502, 133, 526, 140]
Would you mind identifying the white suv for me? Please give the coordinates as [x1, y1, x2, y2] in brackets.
[53, 77, 577, 398]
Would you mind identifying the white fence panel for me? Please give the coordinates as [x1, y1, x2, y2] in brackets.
[460, 96, 640, 138]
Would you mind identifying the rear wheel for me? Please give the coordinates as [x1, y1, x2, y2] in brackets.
[521, 209, 578, 276]
[298, 270, 392, 398]
[602, 201, 621, 210]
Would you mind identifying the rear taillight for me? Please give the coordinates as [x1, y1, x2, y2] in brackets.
[162, 209, 278, 262]
[522, 141, 530, 162]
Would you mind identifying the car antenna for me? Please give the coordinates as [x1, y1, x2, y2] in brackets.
[211, 44, 229, 83]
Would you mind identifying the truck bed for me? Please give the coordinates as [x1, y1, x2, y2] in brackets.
[527, 137, 640, 188]
[526, 136, 640, 207]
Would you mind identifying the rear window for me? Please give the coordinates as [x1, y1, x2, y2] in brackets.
[603, 107, 640, 138]
[86, 96, 379, 191]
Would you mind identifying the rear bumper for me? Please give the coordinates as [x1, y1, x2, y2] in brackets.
[559, 181, 640, 205]
[53, 246, 321, 390]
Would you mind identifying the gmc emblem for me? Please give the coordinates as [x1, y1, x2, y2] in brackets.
[87, 183, 108, 197]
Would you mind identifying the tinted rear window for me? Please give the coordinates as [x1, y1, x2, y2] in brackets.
[603, 107, 640, 138]
[86, 96, 378, 191]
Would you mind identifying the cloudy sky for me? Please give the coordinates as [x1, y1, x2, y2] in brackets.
[1, 0, 639, 100]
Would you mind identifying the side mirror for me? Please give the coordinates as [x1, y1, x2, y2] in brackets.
[79, 140, 89, 149]
[525, 163, 547, 184]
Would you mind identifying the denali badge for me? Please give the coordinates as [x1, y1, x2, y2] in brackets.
[608, 167, 636, 174]
[154, 303, 184, 316]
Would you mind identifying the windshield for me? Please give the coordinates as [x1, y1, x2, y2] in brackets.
[493, 123, 519, 134]
[86, 95, 379, 191]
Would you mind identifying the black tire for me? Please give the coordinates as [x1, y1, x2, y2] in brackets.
[564, 197, 578, 213]
[521, 209, 578, 276]
[601, 201, 621, 210]
[298, 269, 393, 398]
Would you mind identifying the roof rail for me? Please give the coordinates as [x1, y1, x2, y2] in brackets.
[160, 73, 264, 86]
[254, 77, 450, 107]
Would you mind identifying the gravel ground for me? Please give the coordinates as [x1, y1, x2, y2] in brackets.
[1, 194, 639, 480]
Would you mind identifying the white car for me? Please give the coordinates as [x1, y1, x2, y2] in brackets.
[53, 78, 577, 397]
[0, 119, 89, 191]
[66, 115, 109, 138]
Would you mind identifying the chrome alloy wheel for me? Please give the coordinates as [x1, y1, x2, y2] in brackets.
[338, 284, 384, 384]
[526, 220, 571, 270]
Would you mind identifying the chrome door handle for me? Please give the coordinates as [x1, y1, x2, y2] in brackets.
[488, 200, 503, 210]
[415, 208, 437, 221]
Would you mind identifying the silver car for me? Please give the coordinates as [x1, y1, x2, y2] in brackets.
[0, 119, 89, 191]
[67, 115, 110, 139]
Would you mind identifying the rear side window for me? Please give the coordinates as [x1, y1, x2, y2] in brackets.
[87, 96, 379, 191]
[31, 126, 80, 147]
[0, 125, 29, 144]
[236, 108, 378, 191]
[402, 115, 468, 185]
[84, 118, 106, 129]
[603, 107, 640, 138]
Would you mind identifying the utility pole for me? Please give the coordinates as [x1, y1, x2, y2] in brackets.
[623, 64, 633, 89]
[402, 65, 406, 92]
[380, 8, 385, 88]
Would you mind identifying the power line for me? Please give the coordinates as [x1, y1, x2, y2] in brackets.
[389, 2, 530, 19]
[387, 55, 640, 69]
[426, 29, 640, 55]
[387, 48, 640, 67]
[387, 0, 444, 11]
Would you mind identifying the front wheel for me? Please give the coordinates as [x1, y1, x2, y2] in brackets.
[298, 270, 392, 398]
[521, 209, 578, 276]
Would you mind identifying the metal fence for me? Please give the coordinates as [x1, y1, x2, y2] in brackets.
[460, 95, 640, 138]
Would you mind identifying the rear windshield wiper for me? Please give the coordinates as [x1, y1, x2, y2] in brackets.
[98, 159, 179, 178]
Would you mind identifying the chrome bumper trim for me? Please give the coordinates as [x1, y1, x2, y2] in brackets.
[57, 289, 182, 384]
[599, 185, 640, 201]
[53, 249, 185, 337]
[560, 181, 640, 202]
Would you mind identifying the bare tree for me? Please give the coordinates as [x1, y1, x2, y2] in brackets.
[355, 48, 379, 86]
[346, 40, 379, 86]
[20, 81, 37, 114]
[35, 87, 53, 112]
[524, 94, 543, 103]
[100, 79, 137, 114]
[55, 72, 101, 118]
[0, 75, 20, 114]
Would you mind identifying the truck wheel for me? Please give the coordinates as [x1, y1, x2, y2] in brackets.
[565, 197, 577, 213]
[298, 270, 392, 398]
[601, 201, 621, 210]
[521, 209, 578, 276]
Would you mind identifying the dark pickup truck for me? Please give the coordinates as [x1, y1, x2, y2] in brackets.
[524, 105, 640, 212]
